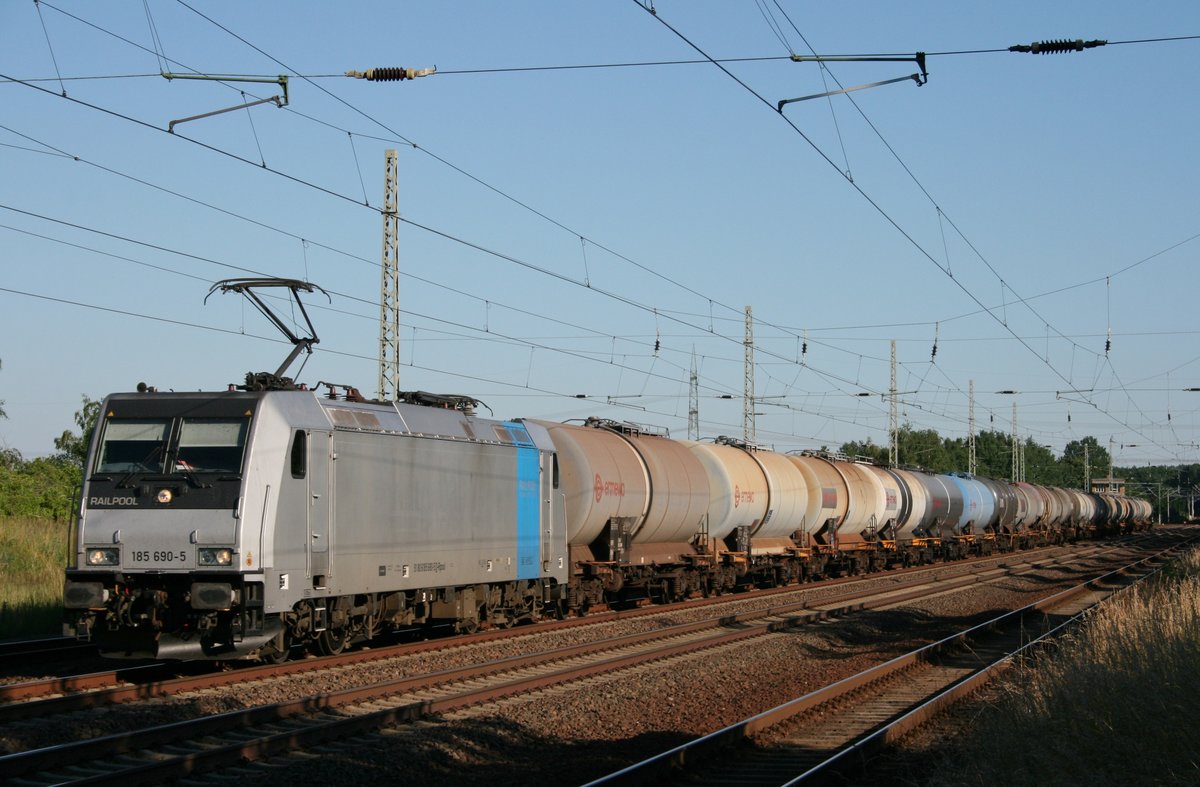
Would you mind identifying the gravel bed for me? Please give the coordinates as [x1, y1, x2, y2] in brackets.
[196, 561, 1101, 786]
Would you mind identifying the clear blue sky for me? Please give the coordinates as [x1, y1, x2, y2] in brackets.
[2, 1, 1198, 468]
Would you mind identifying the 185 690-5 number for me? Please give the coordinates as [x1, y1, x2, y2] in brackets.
[131, 550, 187, 563]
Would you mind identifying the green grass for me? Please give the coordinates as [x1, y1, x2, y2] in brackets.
[931, 546, 1200, 786]
[0, 516, 69, 640]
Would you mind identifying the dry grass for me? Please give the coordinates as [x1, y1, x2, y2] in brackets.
[931, 547, 1200, 786]
[0, 516, 68, 640]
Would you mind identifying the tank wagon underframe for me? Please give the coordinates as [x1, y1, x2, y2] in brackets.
[64, 388, 1152, 662]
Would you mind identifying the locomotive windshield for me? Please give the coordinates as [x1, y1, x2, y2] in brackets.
[96, 419, 170, 473]
[176, 419, 248, 473]
[94, 416, 249, 475]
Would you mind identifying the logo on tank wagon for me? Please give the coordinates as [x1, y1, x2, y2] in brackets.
[593, 474, 626, 503]
[821, 487, 838, 508]
[734, 485, 756, 507]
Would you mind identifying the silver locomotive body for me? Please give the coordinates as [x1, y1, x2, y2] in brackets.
[64, 389, 566, 660]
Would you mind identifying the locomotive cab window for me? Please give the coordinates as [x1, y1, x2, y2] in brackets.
[175, 419, 248, 473]
[95, 419, 171, 474]
[290, 430, 307, 479]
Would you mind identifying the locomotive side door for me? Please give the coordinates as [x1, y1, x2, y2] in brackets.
[307, 430, 332, 586]
[541, 450, 567, 581]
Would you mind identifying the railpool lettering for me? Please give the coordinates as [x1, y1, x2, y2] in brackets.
[91, 496, 137, 506]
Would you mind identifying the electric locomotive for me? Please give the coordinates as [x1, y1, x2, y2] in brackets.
[63, 385, 568, 660]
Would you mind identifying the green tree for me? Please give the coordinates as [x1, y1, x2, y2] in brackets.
[54, 395, 101, 468]
[0, 446, 20, 470]
[1061, 437, 1110, 489]
[1023, 439, 1061, 486]
[0, 396, 102, 521]
[0, 455, 80, 519]
[840, 437, 888, 464]
[969, 430, 1015, 480]
[898, 426, 951, 471]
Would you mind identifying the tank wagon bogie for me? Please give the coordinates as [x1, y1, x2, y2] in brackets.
[64, 386, 1153, 662]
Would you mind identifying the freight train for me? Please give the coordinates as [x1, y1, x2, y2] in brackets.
[63, 381, 1152, 662]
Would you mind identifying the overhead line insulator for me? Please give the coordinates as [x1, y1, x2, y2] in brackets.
[1008, 39, 1107, 55]
[346, 66, 437, 81]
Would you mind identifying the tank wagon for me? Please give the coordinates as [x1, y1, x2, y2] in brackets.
[63, 387, 1153, 662]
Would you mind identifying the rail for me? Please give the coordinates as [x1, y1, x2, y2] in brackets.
[586, 536, 1194, 786]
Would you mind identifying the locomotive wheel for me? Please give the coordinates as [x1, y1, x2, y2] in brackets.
[259, 631, 293, 664]
[316, 625, 350, 656]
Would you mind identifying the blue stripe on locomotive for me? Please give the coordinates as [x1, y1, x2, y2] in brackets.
[507, 422, 541, 580]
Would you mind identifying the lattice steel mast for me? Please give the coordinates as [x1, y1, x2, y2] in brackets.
[378, 149, 400, 400]
[744, 306, 755, 444]
[688, 348, 700, 440]
[1012, 401, 1020, 482]
[968, 380, 977, 475]
[889, 340, 898, 467]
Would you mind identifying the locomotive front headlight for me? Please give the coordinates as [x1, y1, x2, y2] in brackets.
[85, 548, 119, 566]
[198, 547, 234, 566]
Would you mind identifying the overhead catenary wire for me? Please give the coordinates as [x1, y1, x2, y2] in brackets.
[162, 0, 1175, 444]
[0, 283, 890, 447]
[635, 1, 1184, 460]
[0, 118, 899, 440]
[743, 0, 1159, 403]
[24, 0, 1191, 386]
[0, 202, 753, 402]
[11, 4, 1190, 460]
[101, 3, 905, 423]
[0, 121, 1152, 455]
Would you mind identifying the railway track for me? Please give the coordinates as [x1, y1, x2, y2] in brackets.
[586, 533, 1195, 785]
[0, 535, 1169, 785]
[0, 538, 1125, 719]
